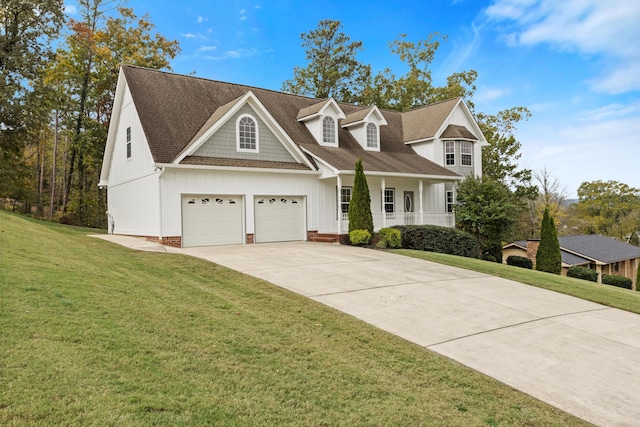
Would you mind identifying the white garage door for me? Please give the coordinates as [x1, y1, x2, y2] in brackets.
[254, 196, 305, 243]
[182, 195, 243, 247]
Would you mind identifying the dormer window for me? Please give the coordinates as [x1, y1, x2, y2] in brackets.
[323, 116, 336, 145]
[366, 123, 377, 148]
[237, 114, 258, 152]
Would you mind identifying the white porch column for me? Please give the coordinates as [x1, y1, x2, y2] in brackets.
[419, 180, 424, 224]
[381, 178, 386, 229]
[337, 175, 342, 235]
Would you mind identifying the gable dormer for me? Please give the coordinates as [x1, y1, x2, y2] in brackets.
[297, 98, 346, 147]
[340, 105, 388, 152]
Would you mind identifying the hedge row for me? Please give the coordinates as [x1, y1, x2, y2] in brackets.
[566, 266, 599, 282]
[506, 255, 533, 269]
[393, 225, 479, 258]
[602, 274, 633, 290]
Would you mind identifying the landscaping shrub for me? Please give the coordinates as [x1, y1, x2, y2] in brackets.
[536, 207, 561, 274]
[349, 229, 371, 246]
[393, 225, 479, 258]
[602, 275, 633, 290]
[567, 266, 598, 282]
[348, 159, 373, 234]
[507, 255, 533, 270]
[376, 227, 401, 249]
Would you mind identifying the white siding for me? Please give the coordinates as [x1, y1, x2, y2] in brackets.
[105, 83, 160, 237]
[107, 172, 159, 236]
[107, 84, 156, 186]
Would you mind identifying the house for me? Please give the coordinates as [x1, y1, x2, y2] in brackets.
[503, 235, 640, 289]
[99, 65, 487, 248]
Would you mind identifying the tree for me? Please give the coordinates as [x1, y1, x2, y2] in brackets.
[478, 108, 537, 200]
[44, 2, 180, 226]
[281, 20, 369, 102]
[575, 180, 640, 240]
[455, 176, 520, 261]
[536, 207, 561, 274]
[348, 159, 373, 234]
[0, 0, 65, 200]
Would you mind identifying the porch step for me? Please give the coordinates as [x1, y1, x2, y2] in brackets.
[309, 234, 340, 243]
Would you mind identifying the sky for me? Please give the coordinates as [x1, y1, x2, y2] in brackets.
[65, 0, 640, 198]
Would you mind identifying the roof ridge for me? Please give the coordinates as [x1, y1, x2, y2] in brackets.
[120, 64, 327, 103]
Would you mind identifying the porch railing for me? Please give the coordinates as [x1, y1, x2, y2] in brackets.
[341, 212, 454, 230]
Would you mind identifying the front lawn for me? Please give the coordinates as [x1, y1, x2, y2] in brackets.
[0, 211, 588, 426]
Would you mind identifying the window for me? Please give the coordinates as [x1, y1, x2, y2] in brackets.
[461, 141, 472, 166]
[384, 188, 395, 215]
[126, 127, 131, 159]
[445, 141, 455, 166]
[322, 116, 336, 145]
[366, 122, 378, 148]
[446, 191, 455, 213]
[340, 187, 352, 217]
[237, 115, 258, 151]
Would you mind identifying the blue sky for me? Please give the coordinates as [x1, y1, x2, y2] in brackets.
[66, 0, 640, 198]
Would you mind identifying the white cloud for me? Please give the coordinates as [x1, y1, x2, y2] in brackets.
[475, 87, 509, 103]
[197, 16, 207, 23]
[63, 3, 77, 15]
[204, 48, 258, 61]
[485, 0, 640, 94]
[197, 46, 217, 52]
[181, 33, 196, 39]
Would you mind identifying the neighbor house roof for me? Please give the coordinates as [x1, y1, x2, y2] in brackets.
[120, 65, 470, 178]
[559, 235, 640, 264]
[507, 240, 591, 266]
[506, 235, 640, 266]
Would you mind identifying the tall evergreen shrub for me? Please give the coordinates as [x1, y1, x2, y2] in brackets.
[536, 207, 562, 274]
[348, 159, 374, 234]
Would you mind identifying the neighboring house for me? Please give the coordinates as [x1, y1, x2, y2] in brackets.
[99, 65, 487, 247]
[503, 235, 640, 289]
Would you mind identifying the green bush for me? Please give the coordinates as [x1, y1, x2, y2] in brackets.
[376, 228, 401, 249]
[602, 275, 633, 290]
[349, 229, 371, 246]
[393, 225, 479, 258]
[348, 159, 374, 234]
[536, 207, 561, 274]
[506, 255, 533, 269]
[567, 266, 598, 282]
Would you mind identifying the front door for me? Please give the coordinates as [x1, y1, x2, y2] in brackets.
[404, 191, 414, 225]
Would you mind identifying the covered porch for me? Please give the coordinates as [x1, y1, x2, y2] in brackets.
[334, 173, 461, 235]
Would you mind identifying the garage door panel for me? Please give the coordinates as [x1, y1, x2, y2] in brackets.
[255, 196, 304, 243]
[182, 195, 243, 247]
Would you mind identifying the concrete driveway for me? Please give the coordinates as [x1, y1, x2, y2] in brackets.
[96, 236, 640, 426]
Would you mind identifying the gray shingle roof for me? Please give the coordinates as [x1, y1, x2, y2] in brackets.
[121, 65, 462, 177]
[505, 236, 640, 265]
[441, 124, 478, 140]
[401, 98, 460, 143]
[559, 235, 640, 264]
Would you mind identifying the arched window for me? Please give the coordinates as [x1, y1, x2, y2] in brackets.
[366, 122, 377, 148]
[237, 114, 258, 151]
[322, 116, 336, 145]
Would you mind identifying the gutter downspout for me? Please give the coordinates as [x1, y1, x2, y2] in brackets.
[337, 174, 342, 236]
[157, 166, 165, 242]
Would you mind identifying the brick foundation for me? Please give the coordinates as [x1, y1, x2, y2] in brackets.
[145, 236, 182, 248]
[246, 234, 254, 244]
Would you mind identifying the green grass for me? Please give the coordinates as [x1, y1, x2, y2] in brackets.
[392, 249, 640, 315]
[0, 210, 590, 426]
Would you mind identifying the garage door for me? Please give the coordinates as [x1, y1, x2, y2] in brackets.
[182, 195, 243, 247]
[254, 196, 305, 243]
